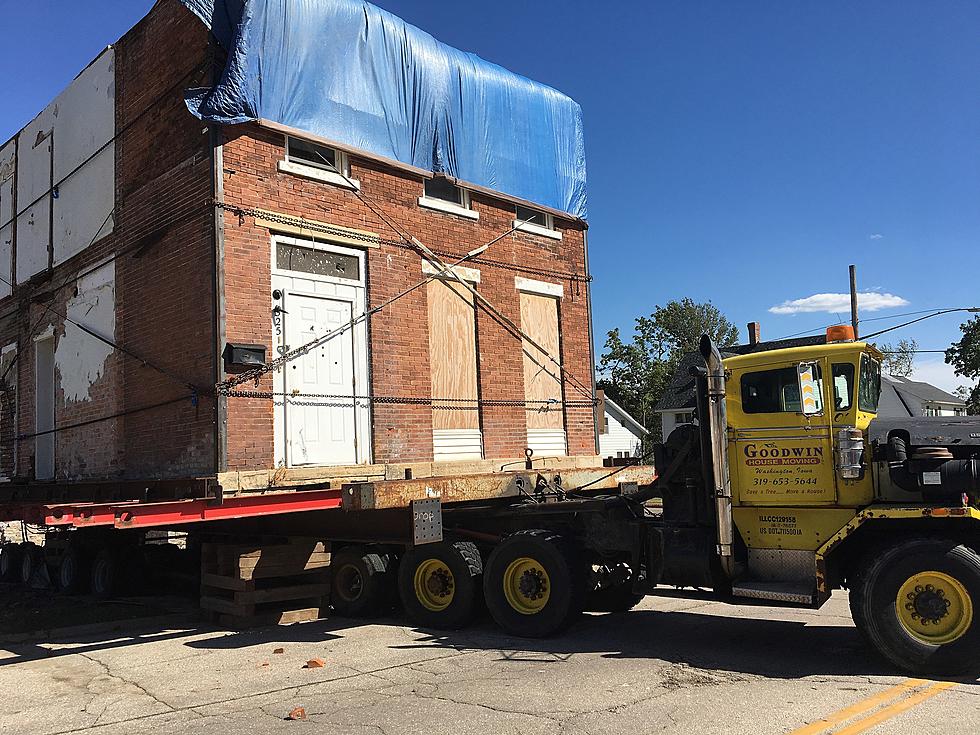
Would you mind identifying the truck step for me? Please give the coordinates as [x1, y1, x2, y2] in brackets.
[731, 580, 815, 605]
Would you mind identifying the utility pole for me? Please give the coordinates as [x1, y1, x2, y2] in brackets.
[849, 264, 859, 338]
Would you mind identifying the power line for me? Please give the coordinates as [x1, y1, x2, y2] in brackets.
[772, 307, 978, 342]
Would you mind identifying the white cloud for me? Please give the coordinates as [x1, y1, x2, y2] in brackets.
[869, 233, 883, 240]
[769, 292, 909, 315]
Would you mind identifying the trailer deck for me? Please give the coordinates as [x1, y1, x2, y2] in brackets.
[0, 456, 656, 531]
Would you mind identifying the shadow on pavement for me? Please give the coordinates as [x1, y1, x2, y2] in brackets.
[395, 608, 980, 685]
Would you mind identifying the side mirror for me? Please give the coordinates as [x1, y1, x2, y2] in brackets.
[798, 362, 823, 416]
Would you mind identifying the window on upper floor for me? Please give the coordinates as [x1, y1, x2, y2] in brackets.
[279, 135, 358, 190]
[419, 176, 478, 220]
[676, 411, 695, 425]
[513, 204, 561, 240]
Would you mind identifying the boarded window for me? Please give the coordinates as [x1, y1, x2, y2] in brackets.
[520, 292, 566, 455]
[427, 279, 482, 460]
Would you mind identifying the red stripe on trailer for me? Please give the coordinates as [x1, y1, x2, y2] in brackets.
[7, 489, 345, 530]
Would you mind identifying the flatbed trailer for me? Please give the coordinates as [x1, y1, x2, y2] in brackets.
[2, 333, 979, 676]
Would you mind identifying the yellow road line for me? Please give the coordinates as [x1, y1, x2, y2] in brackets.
[785, 679, 926, 735]
[833, 681, 957, 735]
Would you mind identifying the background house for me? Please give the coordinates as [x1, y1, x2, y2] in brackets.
[879, 375, 968, 417]
[598, 395, 648, 460]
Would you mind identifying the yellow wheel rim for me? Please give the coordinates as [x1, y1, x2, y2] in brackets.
[502, 557, 551, 615]
[413, 559, 455, 612]
[896, 571, 973, 645]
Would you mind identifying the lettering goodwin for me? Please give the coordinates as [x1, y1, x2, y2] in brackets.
[744, 443, 823, 467]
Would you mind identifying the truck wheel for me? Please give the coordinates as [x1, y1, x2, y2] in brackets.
[330, 546, 394, 618]
[398, 541, 483, 630]
[852, 537, 980, 675]
[484, 530, 585, 638]
[91, 548, 121, 599]
[0, 544, 22, 583]
[58, 546, 90, 594]
[20, 542, 44, 585]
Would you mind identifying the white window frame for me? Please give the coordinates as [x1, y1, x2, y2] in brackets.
[513, 206, 561, 241]
[418, 179, 479, 220]
[515, 276, 563, 299]
[279, 135, 360, 191]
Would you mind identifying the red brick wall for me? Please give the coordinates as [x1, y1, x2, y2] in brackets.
[220, 124, 597, 470]
[3, 0, 217, 482]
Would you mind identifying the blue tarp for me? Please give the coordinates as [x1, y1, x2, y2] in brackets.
[179, 0, 587, 219]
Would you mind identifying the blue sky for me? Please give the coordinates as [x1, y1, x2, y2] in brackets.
[3, 1, 977, 392]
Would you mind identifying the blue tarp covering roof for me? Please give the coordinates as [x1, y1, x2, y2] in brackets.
[179, 0, 587, 219]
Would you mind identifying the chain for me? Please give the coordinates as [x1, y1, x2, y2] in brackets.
[214, 201, 591, 283]
[226, 389, 597, 410]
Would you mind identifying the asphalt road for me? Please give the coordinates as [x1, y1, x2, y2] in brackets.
[1, 591, 977, 735]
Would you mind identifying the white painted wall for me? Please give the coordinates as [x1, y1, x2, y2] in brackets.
[0, 141, 13, 299]
[11, 48, 115, 282]
[54, 261, 115, 403]
[659, 410, 696, 443]
[599, 409, 643, 458]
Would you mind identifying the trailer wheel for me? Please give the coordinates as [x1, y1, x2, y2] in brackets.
[852, 537, 980, 675]
[398, 541, 483, 630]
[330, 546, 394, 618]
[57, 546, 90, 594]
[0, 544, 22, 583]
[20, 542, 44, 585]
[91, 548, 121, 599]
[484, 530, 585, 638]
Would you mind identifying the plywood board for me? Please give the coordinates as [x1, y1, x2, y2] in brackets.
[520, 292, 563, 430]
[427, 280, 479, 430]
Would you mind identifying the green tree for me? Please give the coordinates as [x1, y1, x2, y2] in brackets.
[947, 316, 980, 414]
[877, 338, 918, 377]
[597, 298, 739, 435]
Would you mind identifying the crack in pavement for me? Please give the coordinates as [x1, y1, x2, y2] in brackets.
[79, 653, 176, 713]
[41, 648, 477, 735]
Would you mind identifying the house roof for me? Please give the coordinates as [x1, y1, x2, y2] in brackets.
[654, 335, 827, 413]
[879, 374, 966, 418]
[604, 397, 649, 437]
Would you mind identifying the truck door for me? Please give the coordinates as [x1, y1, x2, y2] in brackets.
[728, 357, 837, 506]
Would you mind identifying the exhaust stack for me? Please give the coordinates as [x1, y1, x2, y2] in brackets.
[699, 335, 735, 577]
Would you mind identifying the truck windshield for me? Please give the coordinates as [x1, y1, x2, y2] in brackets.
[858, 354, 881, 412]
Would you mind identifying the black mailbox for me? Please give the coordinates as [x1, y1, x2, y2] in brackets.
[223, 343, 267, 373]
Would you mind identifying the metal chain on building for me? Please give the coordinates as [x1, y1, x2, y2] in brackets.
[225, 388, 597, 410]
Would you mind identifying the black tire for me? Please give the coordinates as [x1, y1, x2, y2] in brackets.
[483, 530, 586, 638]
[330, 546, 395, 618]
[20, 542, 43, 585]
[398, 541, 483, 630]
[91, 548, 121, 599]
[586, 563, 644, 613]
[0, 544, 22, 583]
[852, 537, 980, 675]
[57, 546, 90, 594]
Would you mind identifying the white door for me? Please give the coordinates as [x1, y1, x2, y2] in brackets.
[284, 294, 358, 466]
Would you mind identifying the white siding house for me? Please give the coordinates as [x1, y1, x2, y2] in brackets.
[599, 398, 648, 459]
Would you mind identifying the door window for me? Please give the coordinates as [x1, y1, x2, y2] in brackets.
[741, 364, 824, 414]
[831, 363, 856, 410]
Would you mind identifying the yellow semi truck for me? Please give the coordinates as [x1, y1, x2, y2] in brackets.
[388, 327, 979, 675]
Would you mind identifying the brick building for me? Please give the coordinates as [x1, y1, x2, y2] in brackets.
[0, 0, 598, 485]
